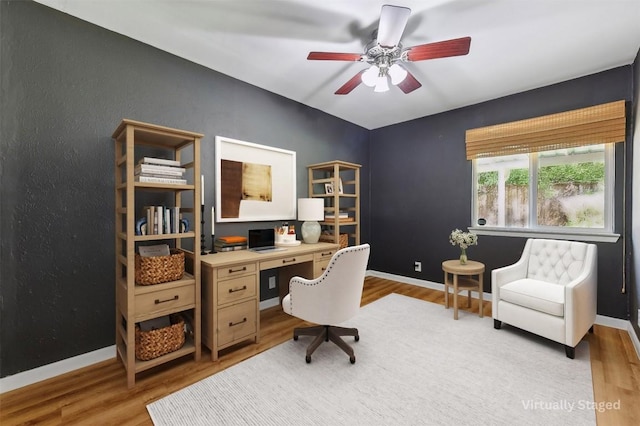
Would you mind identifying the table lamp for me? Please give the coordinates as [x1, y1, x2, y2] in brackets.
[297, 198, 324, 244]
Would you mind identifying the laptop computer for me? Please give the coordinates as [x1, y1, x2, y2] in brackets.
[248, 228, 286, 253]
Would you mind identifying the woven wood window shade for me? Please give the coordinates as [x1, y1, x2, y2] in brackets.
[465, 100, 626, 160]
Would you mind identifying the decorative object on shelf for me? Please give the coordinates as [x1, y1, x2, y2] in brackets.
[323, 180, 343, 194]
[215, 136, 296, 222]
[135, 217, 147, 236]
[135, 314, 186, 361]
[135, 249, 185, 285]
[449, 229, 478, 265]
[298, 198, 324, 244]
[319, 232, 349, 249]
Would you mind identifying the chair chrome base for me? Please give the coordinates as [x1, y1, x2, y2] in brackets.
[293, 325, 359, 364]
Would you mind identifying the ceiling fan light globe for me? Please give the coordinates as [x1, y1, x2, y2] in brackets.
[361, 65, 379, 87]
[389, 64, 408, 85]
[374, 75, 390, 92]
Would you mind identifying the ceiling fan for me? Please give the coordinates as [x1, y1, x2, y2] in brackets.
[307, 4, 471, 95]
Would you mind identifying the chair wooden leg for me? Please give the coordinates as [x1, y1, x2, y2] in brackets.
[493, 319, 502, 329]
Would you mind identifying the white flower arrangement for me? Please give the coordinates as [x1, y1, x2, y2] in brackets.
[449, 229, 478, 249]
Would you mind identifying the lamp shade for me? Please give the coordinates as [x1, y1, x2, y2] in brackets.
[297, 198, 324, 221]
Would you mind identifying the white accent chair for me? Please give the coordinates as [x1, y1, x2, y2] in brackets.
[282, 243, 370, 364]
[492, 238, 597, 358]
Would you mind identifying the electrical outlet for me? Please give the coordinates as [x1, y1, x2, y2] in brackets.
[268, 276, 276, 290]
[414, 261, 422, 272]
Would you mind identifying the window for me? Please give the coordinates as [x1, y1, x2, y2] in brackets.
[473, 144, 613, 233]
[465, 100, 624, 242]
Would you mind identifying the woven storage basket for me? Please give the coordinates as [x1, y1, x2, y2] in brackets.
[135, 315, 185, 361]
[135, 249, 184, 285]
[319, 233, 348, 249]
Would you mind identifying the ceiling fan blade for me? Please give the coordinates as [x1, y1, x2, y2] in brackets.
[407, 36, 471, 62]
[376, 5, 411, 47]
[307, 52, 363, 61]
[397, 71, 422, 94]
[335, 70, 366, 95]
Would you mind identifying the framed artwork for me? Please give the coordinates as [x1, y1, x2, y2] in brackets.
[215, 136, 296, 222]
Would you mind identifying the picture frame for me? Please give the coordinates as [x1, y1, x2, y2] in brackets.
[324, 183, 334, 194]
[324, 179, 343, 195]
[215, 136, 296, 222]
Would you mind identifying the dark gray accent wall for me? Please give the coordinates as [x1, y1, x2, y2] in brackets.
[0, 1, 369, 377]
[369, 67, 633, 320]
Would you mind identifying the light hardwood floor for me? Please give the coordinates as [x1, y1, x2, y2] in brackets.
[1, 276, 639, 425]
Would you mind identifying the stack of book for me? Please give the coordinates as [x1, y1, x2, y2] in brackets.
[325, 211, 353, 222]
[135, 157, 187, 185]
[214, 236, 248, 252]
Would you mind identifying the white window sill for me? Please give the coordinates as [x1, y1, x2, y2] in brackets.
[468, 226, 620, 243]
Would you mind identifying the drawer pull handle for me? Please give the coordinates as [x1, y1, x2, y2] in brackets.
[155, 295, 179, 304]
[228, 285, 247, 293]
[321, 252, 332, 256]
[282, 258, 297, 264]
[229, 266, 247, 273]
[229, 317, 247, 327]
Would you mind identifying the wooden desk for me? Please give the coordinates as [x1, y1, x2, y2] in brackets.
[442, 260, 485, 320]
[200, 242, 340, 361]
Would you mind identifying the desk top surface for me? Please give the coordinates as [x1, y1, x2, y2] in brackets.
[200, 242, 340, 268]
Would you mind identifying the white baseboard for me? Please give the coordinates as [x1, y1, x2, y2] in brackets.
[0, 345, 115, 394]
[260, 297, 280, 310]
[2, 271, 638, 393]
[366, 270, 492, 300]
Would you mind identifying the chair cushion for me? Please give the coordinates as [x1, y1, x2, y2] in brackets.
[499, 278, 565, 317]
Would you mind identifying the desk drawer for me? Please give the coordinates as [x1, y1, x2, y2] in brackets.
[217, 263, 256, 280]
[217, 274, 257, 305]
[135, 284, 195, 318]
[260, 253, 313, 270]
[217, 299, 257, 346]
[314, 260, 331, 278]
[314, 249, 336, 262]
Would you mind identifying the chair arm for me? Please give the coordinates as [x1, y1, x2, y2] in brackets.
[491, 249, 529, 319]
[564, 245, 598, 346]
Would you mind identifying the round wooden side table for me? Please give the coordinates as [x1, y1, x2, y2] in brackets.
[442, 259, 485, 320]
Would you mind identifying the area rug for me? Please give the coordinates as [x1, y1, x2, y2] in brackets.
[147, 293, 595, 425]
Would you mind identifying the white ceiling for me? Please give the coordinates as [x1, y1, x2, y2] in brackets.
[35, 0, 640, 130]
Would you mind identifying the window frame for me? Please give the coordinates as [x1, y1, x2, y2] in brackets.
[470, 144, 619, 243]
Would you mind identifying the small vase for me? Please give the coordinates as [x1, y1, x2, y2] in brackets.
[460, 248, 467, 265]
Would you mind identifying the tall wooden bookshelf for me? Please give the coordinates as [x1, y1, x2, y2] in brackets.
[307, 160, 361, 246]
[112, 119, 202, 388]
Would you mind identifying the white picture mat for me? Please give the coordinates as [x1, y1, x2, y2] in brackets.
[215, 136, 296, 222]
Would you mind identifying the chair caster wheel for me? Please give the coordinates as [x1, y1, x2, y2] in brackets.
[354, 335, 359, 342]
[306, 355, 311, 363]
[350, 356, 356, 364]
